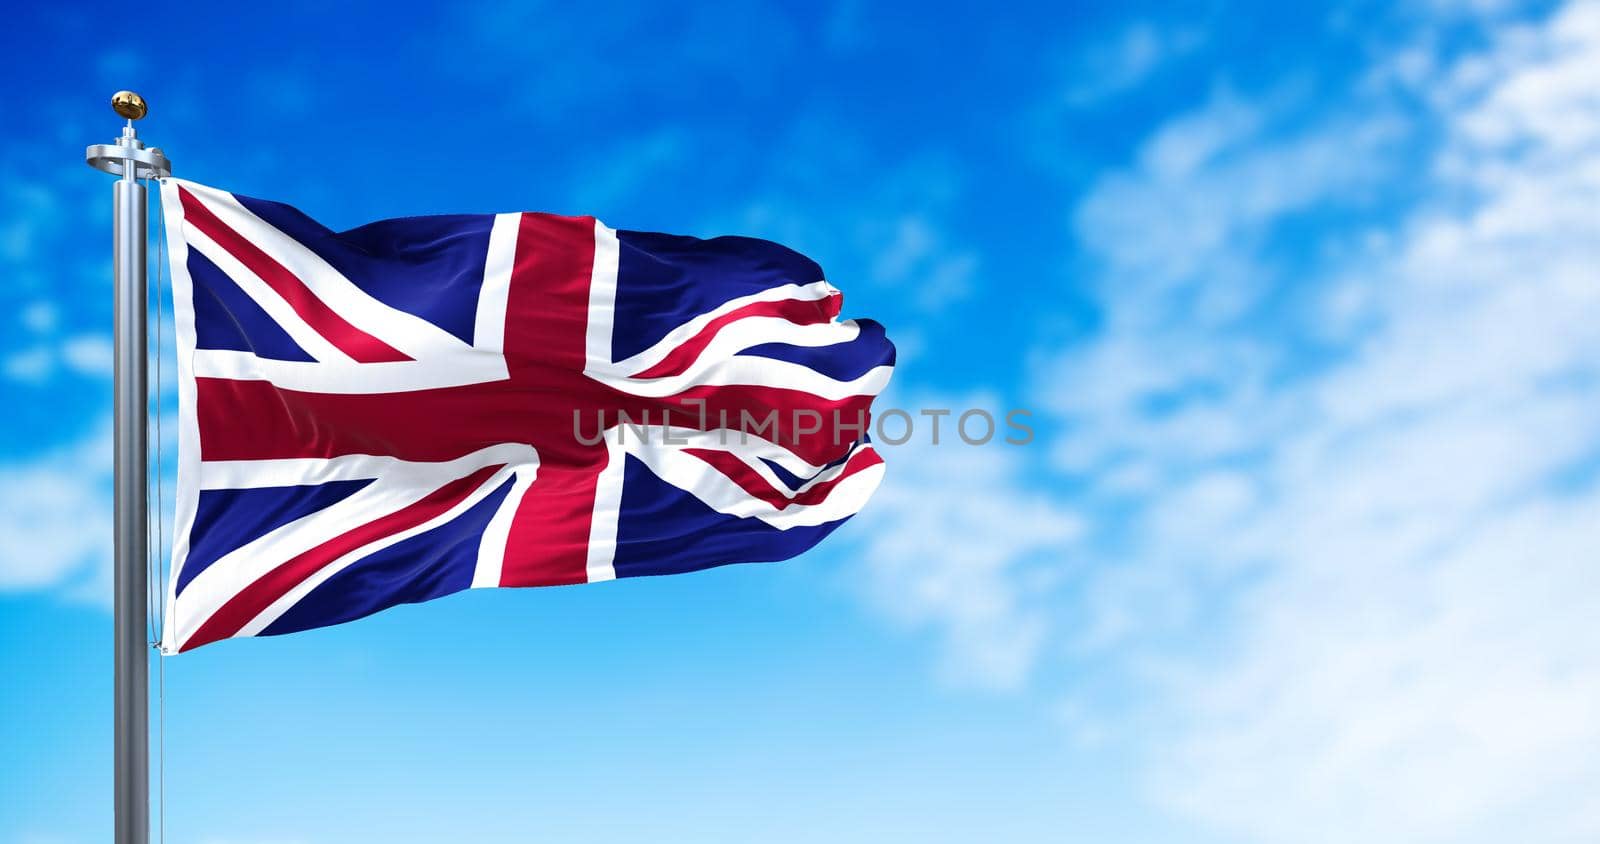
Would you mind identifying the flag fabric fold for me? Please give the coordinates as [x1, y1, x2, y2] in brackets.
[158, 179, 894, 653]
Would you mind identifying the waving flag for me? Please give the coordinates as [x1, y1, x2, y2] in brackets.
[158, 179, 894, 652]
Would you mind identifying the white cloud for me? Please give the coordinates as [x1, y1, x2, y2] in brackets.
[2, 334, 118, 383]
[849, 396, 1083, 691]
[21, 301, 57, 334]
[0, 181, 59, 265]
[1037, 2, 1600, 841]
[4, 346, 55, 383]
[61, 335, 115, 377]
[867, 215, 977, 310]
[1071, 88, 1403, 322]
[0, 420, 112, 596]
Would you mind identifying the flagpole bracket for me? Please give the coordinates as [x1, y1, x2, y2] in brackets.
[86, 134, 172, 180]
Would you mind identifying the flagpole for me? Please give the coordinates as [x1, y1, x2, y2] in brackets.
[86, 91, 171, 844]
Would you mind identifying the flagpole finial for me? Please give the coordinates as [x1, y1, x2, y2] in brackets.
[86, 92, 171, 180]
[111, 91, 148, 121]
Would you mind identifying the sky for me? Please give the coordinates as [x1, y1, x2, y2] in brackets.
[3, 0, 1599, 841]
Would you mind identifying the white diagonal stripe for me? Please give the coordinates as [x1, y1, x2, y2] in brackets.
[621, 438, 884, 528]
[233, 463, 521, 641]
[592, 280, 838, 376]
[171, 444, 535, 649]
[182, 223, 353, 363]
[177, 179, 472, 359]
[592, 357, 894, 401]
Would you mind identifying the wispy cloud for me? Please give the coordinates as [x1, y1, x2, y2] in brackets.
[448, 0, 801, 120]
[1059, 22, 1203, 107]
[710, 119, 983, 315]
[847, 395, 1083, 691]
[1032, 3, 1600, 840]
[0, 420, 112, 597]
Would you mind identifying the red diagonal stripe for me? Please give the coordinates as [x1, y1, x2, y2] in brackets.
[632, 293, 843, 379]
[684, 446, 883, 510]
[178, 186, 412, 363]
[179, 465, 501, 652]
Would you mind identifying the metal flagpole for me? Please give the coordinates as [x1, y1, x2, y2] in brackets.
[86, 90, 171, 844]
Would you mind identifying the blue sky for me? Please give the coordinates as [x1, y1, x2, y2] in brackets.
[5, 1, 1600, 841]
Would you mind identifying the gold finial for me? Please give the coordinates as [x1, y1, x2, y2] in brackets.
[111, 90, 147, 121]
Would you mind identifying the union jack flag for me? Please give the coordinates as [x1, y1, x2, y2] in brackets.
[158, 179, 894, 653]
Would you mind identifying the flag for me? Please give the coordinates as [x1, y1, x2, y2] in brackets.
[158, 179, 894, 652]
